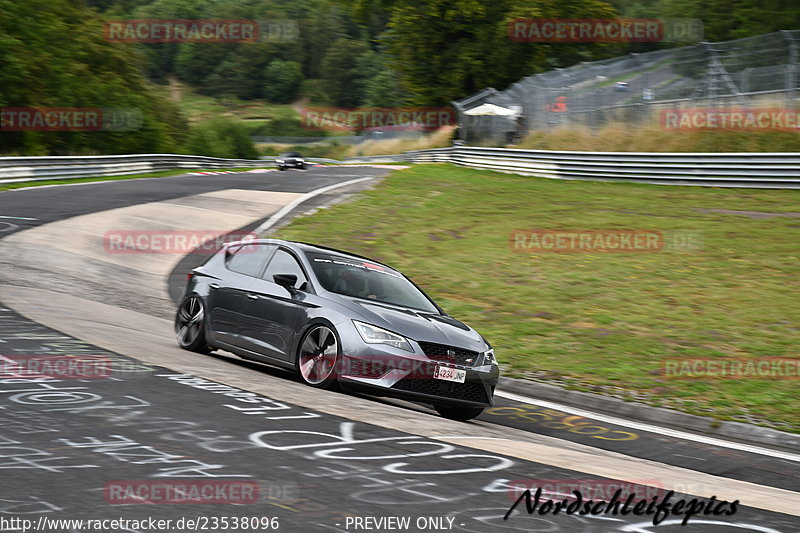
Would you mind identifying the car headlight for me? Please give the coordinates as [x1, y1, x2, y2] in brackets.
[483, 348, 496, 365]
[353, 321, 413, 352]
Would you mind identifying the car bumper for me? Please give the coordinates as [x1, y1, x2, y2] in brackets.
[338, 353, 499, 408]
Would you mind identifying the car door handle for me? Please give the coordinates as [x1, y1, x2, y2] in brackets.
[247, 293, 259, 300]
[209, 283, 220, 290]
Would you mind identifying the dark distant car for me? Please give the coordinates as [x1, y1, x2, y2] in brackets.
[614, 81, 629, 92]
[174, 239, 499, 421]
[275, 152, 305, 170]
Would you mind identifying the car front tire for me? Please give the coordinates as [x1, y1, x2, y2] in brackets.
[434, 404, 484, 421]
[296, 324, 341, 390]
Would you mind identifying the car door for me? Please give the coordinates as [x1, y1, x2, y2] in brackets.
[206, 243, 276, 348]
[237, 247, 314, 361]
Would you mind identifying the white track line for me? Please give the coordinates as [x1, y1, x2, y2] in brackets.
[495, 389, 800, 463]
[254, 176, 374, 234]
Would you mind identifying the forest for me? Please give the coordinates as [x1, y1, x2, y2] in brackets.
[1, 0, 798, 155]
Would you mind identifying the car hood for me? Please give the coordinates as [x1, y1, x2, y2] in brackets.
[339, 296, 487, 352]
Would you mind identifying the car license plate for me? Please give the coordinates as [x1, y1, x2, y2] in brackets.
[433, 366, 466, 383]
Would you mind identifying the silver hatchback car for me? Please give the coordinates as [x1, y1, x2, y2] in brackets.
[175, 239, 499, 420]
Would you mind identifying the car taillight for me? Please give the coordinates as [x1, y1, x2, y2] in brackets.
[186, 272, 194, 282]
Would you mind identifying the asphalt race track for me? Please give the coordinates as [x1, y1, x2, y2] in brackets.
[0, 166, 798, 533]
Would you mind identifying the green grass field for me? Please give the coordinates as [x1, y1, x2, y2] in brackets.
[274, 164, 800, 432]
[154, 82, 300, 125]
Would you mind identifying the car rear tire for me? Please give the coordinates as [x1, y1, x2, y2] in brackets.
[278, 166, 286, 171]
[175, 296, 211, 354]
[434, 405, 484, 421]
[297, 324, 340, 390]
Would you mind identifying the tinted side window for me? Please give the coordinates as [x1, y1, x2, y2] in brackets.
[226, 244, 274, 277]
[262, 249, 308, 289]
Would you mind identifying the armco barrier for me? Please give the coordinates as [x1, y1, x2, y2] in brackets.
[2, 149, 800, 188]
[398, 147, 800, 188]
[0, 154, 269, 185]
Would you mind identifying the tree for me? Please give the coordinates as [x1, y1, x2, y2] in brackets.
[204, 57, 253, 99]
[658, 0, 800, 42]
[384, 0, 621, 106]
[185, 118, 259, 159]
[363, 69, 407, 107]
[0, 0, 186, 155]
[320, 38, 370, 106]
[263, 60, 304, 103]
[203, 44, 276, 100]
[302, 3, 355, 78]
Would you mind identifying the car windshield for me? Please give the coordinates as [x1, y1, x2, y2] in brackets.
[280, 152, 301, 158]
[306, 252, 438, 313]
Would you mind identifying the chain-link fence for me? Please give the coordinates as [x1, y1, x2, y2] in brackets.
[454, 31, 800, 144]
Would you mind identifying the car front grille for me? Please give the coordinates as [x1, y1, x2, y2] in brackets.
[418, 341, 480, 367]
[391, 363, 488, 404]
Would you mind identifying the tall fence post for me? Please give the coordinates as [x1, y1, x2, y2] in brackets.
[783, 30, 798, 108]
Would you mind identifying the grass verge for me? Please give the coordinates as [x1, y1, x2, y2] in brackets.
[517, 121, 800, 152]
[274, 164, 800, 432]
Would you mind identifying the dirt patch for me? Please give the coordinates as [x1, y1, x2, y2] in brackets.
[167, 76, 182, 102]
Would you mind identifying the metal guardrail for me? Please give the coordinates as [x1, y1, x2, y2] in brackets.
[401, 147, 800, 188]
[2, 149, 799, 188]
[251, 136, 366, 145]
[342, 154, 413, 164]
[0, 154, 268, 185]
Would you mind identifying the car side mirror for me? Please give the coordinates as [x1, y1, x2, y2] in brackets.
[273, 273, 298, 291]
